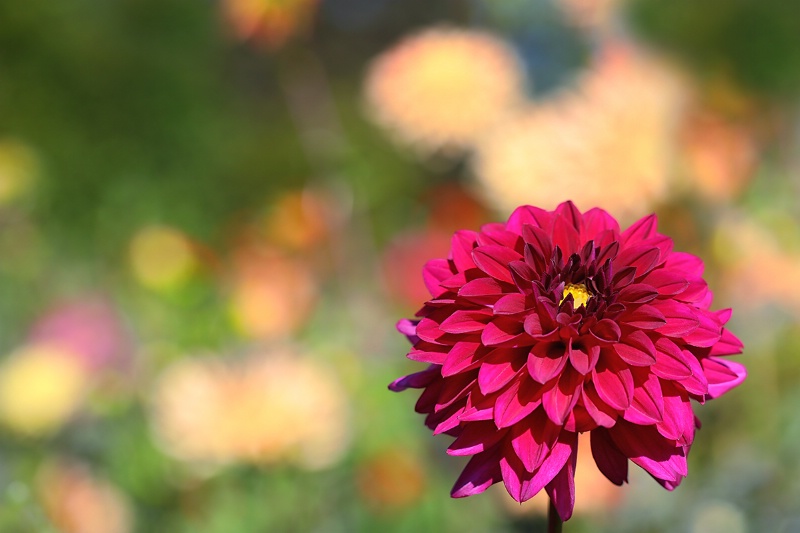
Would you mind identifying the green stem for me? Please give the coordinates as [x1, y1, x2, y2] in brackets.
[547, 497, 563, 533]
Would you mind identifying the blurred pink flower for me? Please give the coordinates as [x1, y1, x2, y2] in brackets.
[28, 296, 132, 372]
[364, 26, 526, 154]
[390, 201, 745, 520]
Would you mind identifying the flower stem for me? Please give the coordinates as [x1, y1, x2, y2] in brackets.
[547, 497, 563, 533]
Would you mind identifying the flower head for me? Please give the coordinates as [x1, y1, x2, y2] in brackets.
[390, 201, 745, 520]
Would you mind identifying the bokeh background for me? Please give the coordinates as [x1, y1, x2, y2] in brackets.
[0, 0, 797, 531]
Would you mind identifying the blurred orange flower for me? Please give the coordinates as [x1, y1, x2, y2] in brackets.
[151, 348, 350, 470]
[38, 459, 133, 533]
[226, 247, 318, 339]
[364, 26, 526, 154]
[356, 447, 427, 511]
[222, 0, 319, 48]
[473, 43, 686, 221]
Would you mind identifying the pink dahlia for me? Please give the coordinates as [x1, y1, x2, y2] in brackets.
[389, 201, 745, 521]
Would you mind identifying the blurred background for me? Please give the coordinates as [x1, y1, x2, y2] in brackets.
[0, 0, 797, 531]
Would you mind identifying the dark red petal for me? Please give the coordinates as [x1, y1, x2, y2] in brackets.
[451, 447, 502, 498]
[448, 421, 509, 456]
[590, 427, 628, 485]
[612, 266, 637, 288]
[441, 341, 483, 377]
[439, 310, 492, 334]
[652, 337, 693, 380]
[388, 365, 440, 392]
[528, 342, 568, 384]
[542, 368, 584, 425]
[613, 245, 661, 278]
[591, 319, 622, 343]
[621, 304, 667, 329]
[613, 330, 657, 366]
[521, 224, 553, 262]
[472, 245, 521, 284]
[450, 230, 478, 271]
[703, 357, 747, 399]
[617, 283, 660, 305]
[655, 300, 700, 337]
[592, 357, 634, 410]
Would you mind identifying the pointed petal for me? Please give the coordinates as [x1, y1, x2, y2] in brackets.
[478, 348, 525, 395]
[652, 337, 693, 380]
[613, 330, 657, 366]
[528, 342, 568, 384]
[441, 341, 483, 377]
[590, 427, 628, 485]
[472, 246, 521, 284]
[702, 357, 747, 399]
[451, 448, 502, 498]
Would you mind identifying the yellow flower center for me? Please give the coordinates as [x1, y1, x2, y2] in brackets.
[561, 283, 591, 309]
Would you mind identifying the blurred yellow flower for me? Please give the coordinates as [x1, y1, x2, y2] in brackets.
[227, 247, 318, 339]
[128, 225, 197, 291]
[37, 459, 133, 533]
[0, 344, 88, 436]
[0, 138, 39, 204]
[473, 43, 686, 221]
[364, 26, 526, 154]
[222, 0, 319, 48]
[150, 349, 350, 470]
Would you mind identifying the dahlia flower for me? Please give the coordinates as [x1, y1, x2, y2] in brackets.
[390, 201, 745, 521]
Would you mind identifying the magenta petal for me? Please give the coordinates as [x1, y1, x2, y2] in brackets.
[458, 277, 506, 305]
[528, 342, 568, 384]
[657, 393, 695, 444]
[478, 349, 524, 395]
[450, 230, 478, 271]
[581, 207, 620, 239]
[408, 347, 448, 364]
[621, 214, 658, 244]
[592, 357, 634, 410]
[655, 300, 700, 337]
[451, 448, 503, 498]
[396, 318, 419, 340]
[521, 224, 554, 262]
[590, 427, 628, 485]
[510, 411, 560, 472]
[643, 269, 689, 296]
[481, 319, 524, 346]
[542, 369, 583, 425]
[664, 251, 704, 278]
[582, 383, 617, 428]
[703, 357, 747, 399]
[506, 205, 554, 233]
[613, 330, 657, 366]
[439, 310, 492, 334]
[545, 443, 578, 522]
[448, 421, 508, 456]
[591, 319, 622, 343]
[709, 328, 744, 357]
[551, 212, 581, 255]
[494, 379, 542, 428]
[441, 341, 482, 377]
[622, 304, 667, 329]
[679, 354, 709, 397]
[652, 337, 693, 380]
[683, 310, 723, 347]
[610, 422, 687, 486]
[493, 293, 527, 315]
[613, 245, 661, 277]
[617, 283, 660, 304]
[423, 259, 454, 298]
[501, 435, 574, 503]
[626, 371, 664, 423]
[472, 245, 521, 284]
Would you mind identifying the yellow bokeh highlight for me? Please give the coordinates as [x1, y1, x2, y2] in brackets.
[129, 226, 196, 291]
[0, 139, 39, 204]
[0, 344, 88, 436]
